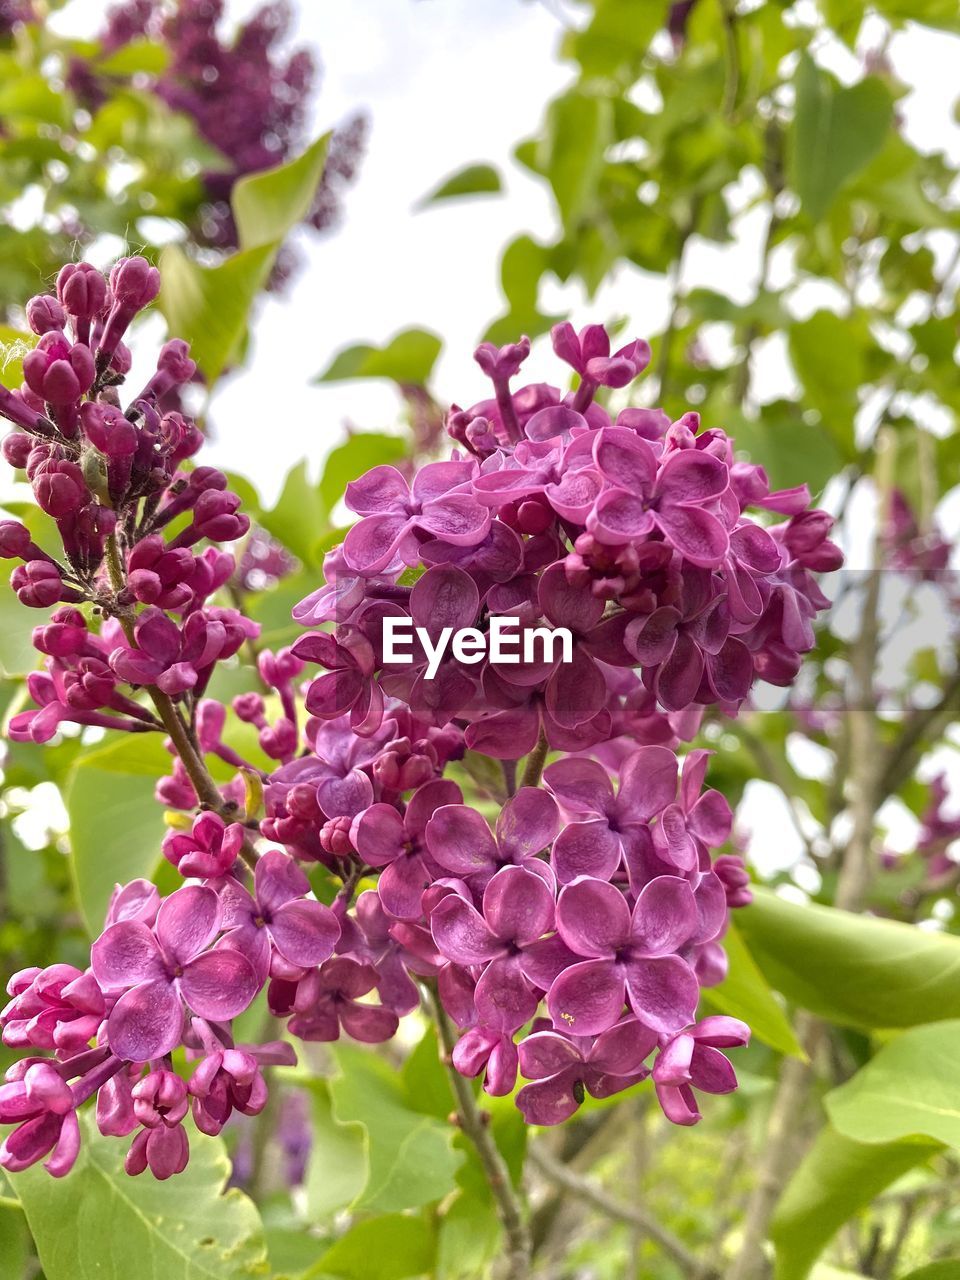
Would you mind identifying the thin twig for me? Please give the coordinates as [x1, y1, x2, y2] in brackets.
[728, 1012, 823, 1280]
[104, 533, 259, 868]
[529, 1145, 719, 1279]
[425, 986, 531, 1280]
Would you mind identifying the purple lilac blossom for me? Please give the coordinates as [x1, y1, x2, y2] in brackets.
[0, 282, 839, 1180]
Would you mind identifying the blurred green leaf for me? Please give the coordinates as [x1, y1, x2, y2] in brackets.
[771, 1125, 938, 1280]
[65, 733, 170, 933]
[0, 561, 41, 677]
[704, 921, 805, 1059]
[97, 38, 170, 76]
[537, 89, 613, 231]
[788, 311, 866, 452]
[0, 1197, 28, 1280]
[896, 1264, 960, 1280]
[740, 889, 960, 1031]
[826, 1021, 960, 1147]
[307, 1212, 434, 1280]
[9, 1114, 268, 1280]
[418, 163, 502, 206]
[158, 242, 275, 386]
[315, 329, 443, 386]
[329, 1044, 464, 1215]
[318, 433, 408, 518]
[789, 55, 893, 222]
[233, 133, 330, 251]
[258, 460, 327, 566]
[304, 1079, 368, 1221]
[0, 325, 36, 391]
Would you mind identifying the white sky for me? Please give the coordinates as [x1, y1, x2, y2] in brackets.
[49, 1, 960, 514]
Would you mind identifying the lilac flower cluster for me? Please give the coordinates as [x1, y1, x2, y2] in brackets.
[0, 269, 836, 1182]
[76, 0, 365, 263]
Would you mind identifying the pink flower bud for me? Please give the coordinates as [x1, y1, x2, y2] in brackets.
[26, 295, 66, 336]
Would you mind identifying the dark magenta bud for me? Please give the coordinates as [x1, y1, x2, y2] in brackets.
[25, 295, 66, 336]
[11, 561, 65, 608]
[109, 257, 161, 310]
[57, 262, 107, 321]
[0, 521, 33, 559]
[2, 432, 35, 468]
[33, 459, 88, 518]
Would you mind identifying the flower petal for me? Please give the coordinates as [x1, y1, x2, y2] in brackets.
[496, 787, 560, 862]
[269, 900, 340, 968]
[409, 564, 480, 638]
[617, 746, 678, 822]
[482, 866, 555, 946]
[91, 921, 163, 993]
[353, 804, 404, 867]
[543, 757, 614, 817]
[538, 563, 604, 634]
[624, 607, 680, 667]
[546, 646, 606, 729]
[630, 875, 699, 955]
[654, 504, 729, 567]
[343, 514, 409, 574]
[516, 1071, 582, 1125]
[556, 878, 630, 957]
[345, 464, 410, 516]
[551, 820, 621, 884]
[426, 803, 498, 875]
[155, 884, 220, 966]
[255, 849, 310, 914]
[656, 449, 728, 506]
[518, 1030, 582, 1080]
[430, 895, 503, 965]
[180, 948, 260, 1021]
[475, 956, 538, 1032]
[655, 632, 705, 712]
[623, 955, 699, 1035]
[547, 959, 625, 1037]
[107, 978, 183, 1062]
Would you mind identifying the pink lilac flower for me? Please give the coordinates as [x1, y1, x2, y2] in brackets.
[91, 885, 260, 1061]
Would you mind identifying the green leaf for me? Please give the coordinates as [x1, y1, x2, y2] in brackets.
[0, 1196, 28, 1280]
[771, 1125, 938, 1280]
[158, 242, 275, 386]
[418, 163, 502, 207]
[232, 134, 330, 251]
[704, 921, 806, 1059]
[9, 1114, 269, 1280]
[826, 1021, 960, 1148]
[788, 311, 866, 449]
[258, 460, 327, 566]
[537, 89, 613, 231]
[731, 400, 845, 494]
[307, 1213, 434, 1280]
[315, 330, 443, 387]
[437, 1191, 501, 1280]
[896, 1265, 960, 1280]
[303, 1080, 368, 1221]
[0, 561, 41, 677]
[97, 38, 170, 76]
[65, 733, 170, 933]
[0, 325, 36, 391]
[328, 1044, 464, 1214]
[789, 55, 893, 222]
[318, 433, 408, 518]
[739, 888, 960, 1032]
